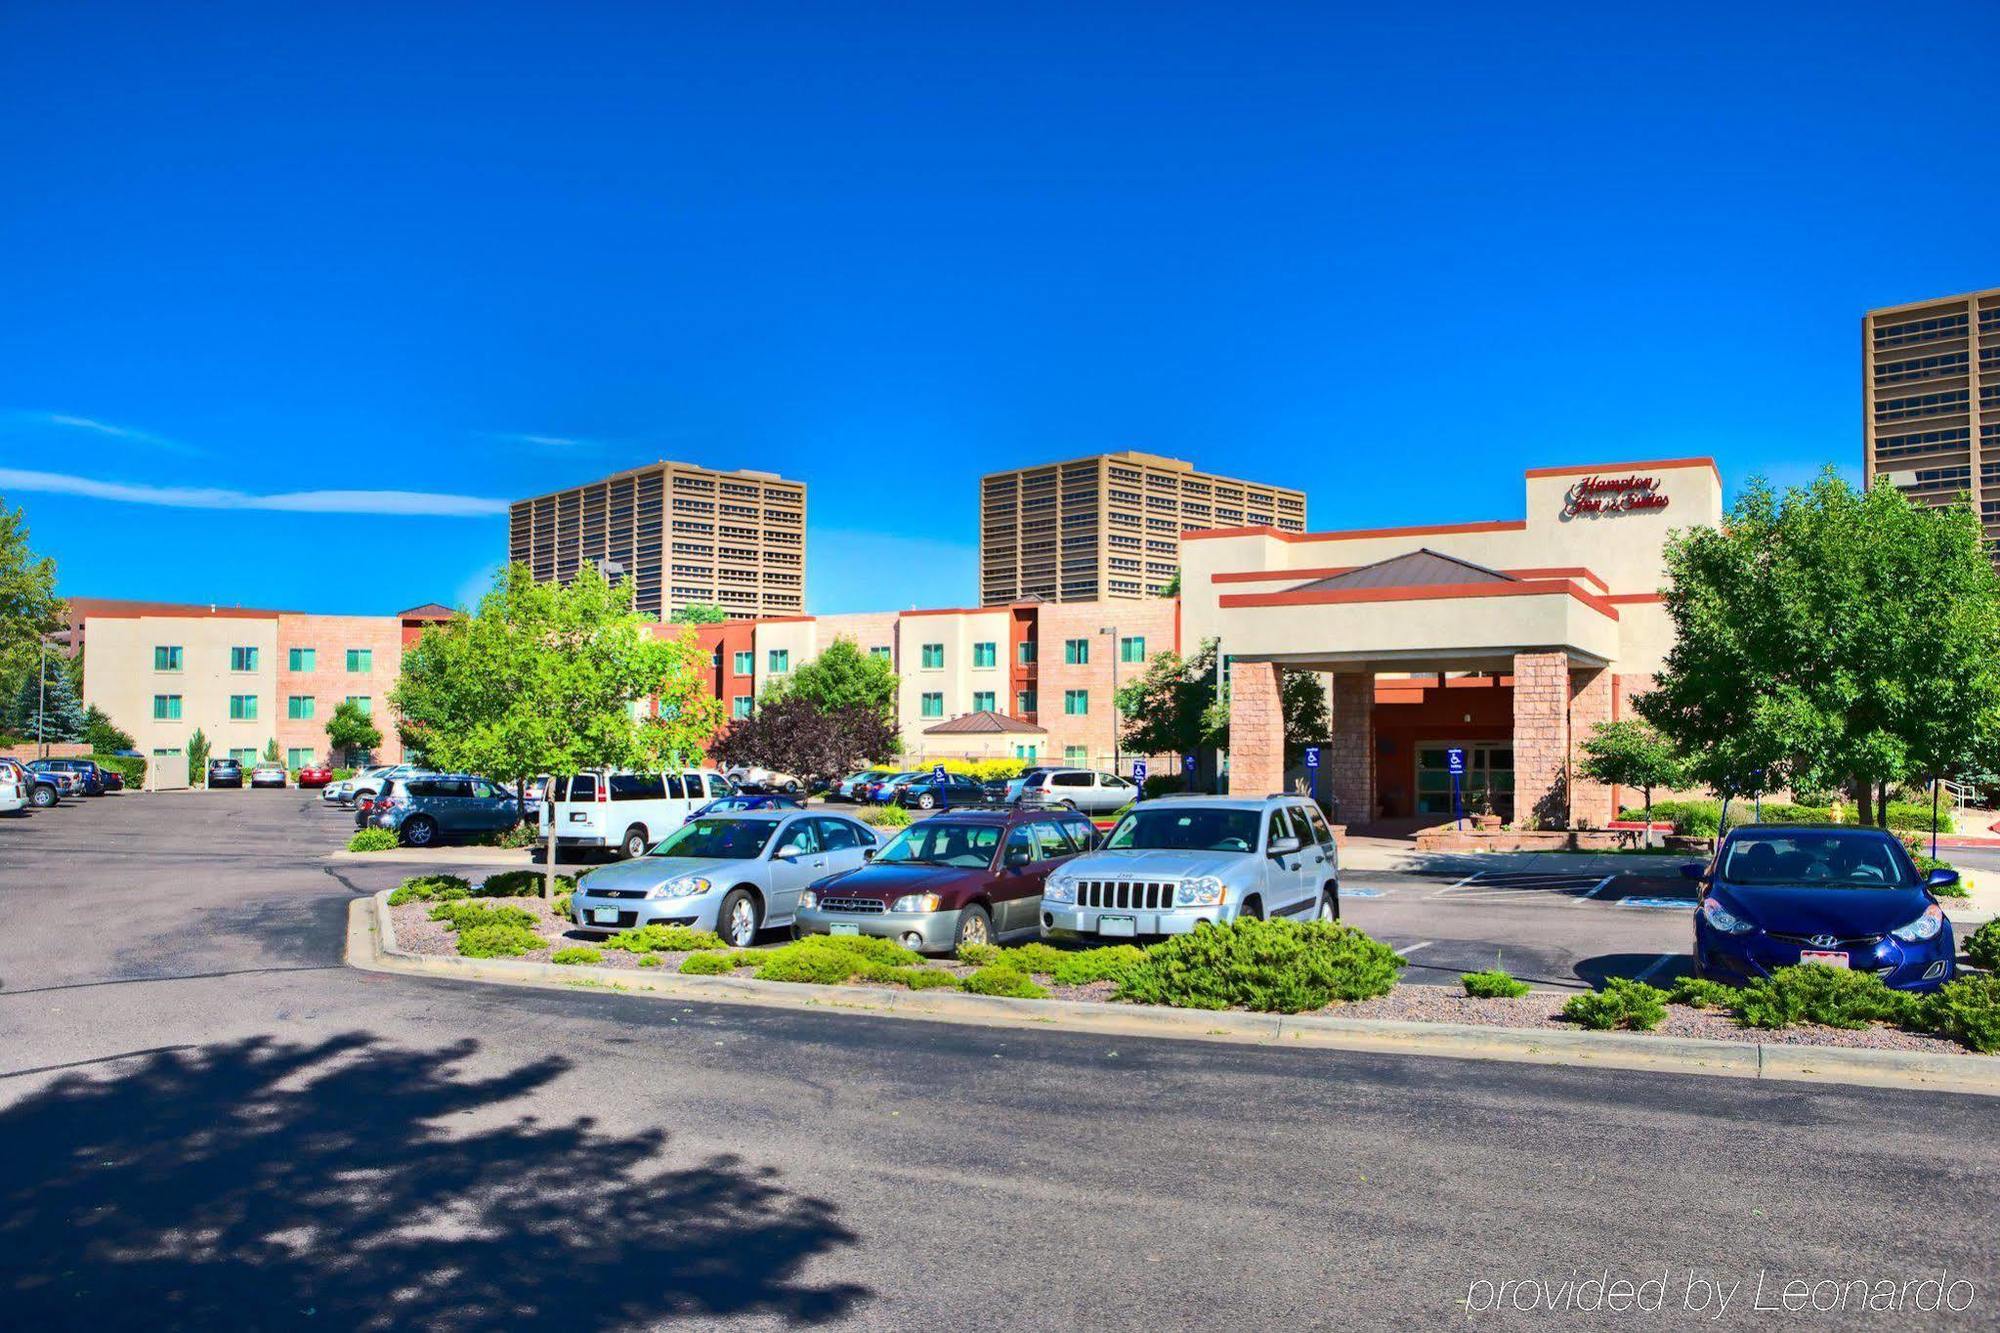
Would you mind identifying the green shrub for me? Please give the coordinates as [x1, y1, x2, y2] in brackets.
[1965, 921, 2000, 972]
[1884, 801, 1952, 834]
[1561, 979, 1668, 1031]
[757, 946, 864, 985]
[92, 753, 146, 788]
[1002, 942, 1068, 974]
[860, 804, 912, 828]
[478, 869, 573, 898]
[347, 828, 399, 852]
[387, 873, 473, 906]
[551, 946, 602, 966]
[800, 934, 923, 965]
[1049, 945, 1146, 987]
[1920, 975, 2000, 1053]
[637, 955, 663, 968]
[1734, 966, 1921, 1030]
[679, 951, 737, 975]
[330, 767, 355, 781]
[1141, 774, 1188, 799]
[602, 924, 728, 954]
[959, 964, 1048, 998]
[553, 892, 572, 918]
[956, 942, 1002, 966]
[495, 822, 541, 849]
[428, 901, 538, 933]
[455, 924, 542, 958]
[1460, 969, 1530, 999]
[1668, 975, 1741, 1010]
[854, 961, 957, 989]
[1115, 920, 1405, 1013]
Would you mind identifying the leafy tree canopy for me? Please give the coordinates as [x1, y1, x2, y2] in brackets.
[0, 499, 63, 687]
[1577, 719, 1683, 814]
[1117, 637, 1331, 763]
[707, 698, 899, 794]
[762, 637, 898, 723]
[325, 699, 383, 763]
[83, 704, 134, 753]
[669, 602, 729, 625]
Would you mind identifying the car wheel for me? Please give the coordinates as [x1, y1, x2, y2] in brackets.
[1237, 897, 1263, 922]
[1318, 887, 1339, 922]
[1061, 799, 1079, 812]
[401, 816, 436, 848]
[783, 779, 801, 794]
[953, 904, 992, 950]
[30, 785, 56, 808]
[917, 792, 936, 810]
[621, 825, 649, 859]
[718, 888, 761, 948]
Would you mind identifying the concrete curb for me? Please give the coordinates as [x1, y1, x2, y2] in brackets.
[346, 893, 2000, 1097]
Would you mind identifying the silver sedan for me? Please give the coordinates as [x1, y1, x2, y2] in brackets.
[568, 809, 879, 947]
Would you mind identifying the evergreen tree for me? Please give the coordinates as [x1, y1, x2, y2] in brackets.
[9, 653, 87, 744]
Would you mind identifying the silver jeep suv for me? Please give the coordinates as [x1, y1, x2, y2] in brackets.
[1040, 794, 1339, 941]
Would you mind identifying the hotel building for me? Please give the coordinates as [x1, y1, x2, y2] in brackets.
[508, 461, 807, 620]
[977, 451, 1306, 604]
[1862, 286, 2000, 545]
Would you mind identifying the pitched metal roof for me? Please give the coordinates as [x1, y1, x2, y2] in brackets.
[922, 709, 1047, 736]
[1289, 548, 1517, 593]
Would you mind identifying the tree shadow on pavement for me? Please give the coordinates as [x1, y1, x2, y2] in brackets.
[1575, 952, 1692, 990]
[0, 1033, 868, 1329]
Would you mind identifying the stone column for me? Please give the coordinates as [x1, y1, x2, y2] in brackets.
[1568, 665, 1615, 827]
[1512, 651, 1571, 829]
[1329, 671, 1375, 825]
[1228, 660, 1285, 797]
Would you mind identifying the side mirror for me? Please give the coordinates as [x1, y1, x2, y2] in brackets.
[1004, 847, 1033, 870]
[862, 847, 876, 861]
[773, 845, 799, 860]
[1928, 868, 1961, 891]
[1680, 863, 1707, 882]
[1269, 835, 1302, 856]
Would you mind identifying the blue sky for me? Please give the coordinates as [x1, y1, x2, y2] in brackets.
[4, 1, 1996, 615]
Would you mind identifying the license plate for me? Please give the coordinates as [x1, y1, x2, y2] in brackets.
[829, 922, 860, 937]
[590, 908, 620, 925]
[1800, 950, 1849, 968]
[1098, 915, 1137, 938]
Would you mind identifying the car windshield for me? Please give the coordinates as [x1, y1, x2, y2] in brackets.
[1105, 807, 1261, 853]
[1719, 832, 1919, 889]
[649, 817, 775, 861]
[874, 821, 1003, 868]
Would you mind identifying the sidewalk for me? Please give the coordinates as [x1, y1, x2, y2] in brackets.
[1339, 836, 1686, 879]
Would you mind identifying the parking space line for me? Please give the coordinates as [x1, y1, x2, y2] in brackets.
[1393, 941, 1433, 957]
[1635, 952, 1681, 984]
[1571, 875, 1617, 906]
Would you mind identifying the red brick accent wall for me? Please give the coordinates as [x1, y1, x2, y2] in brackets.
[1228, 660, 1285, 797]
[1329, 672, 1376, 821]
[1512, 651, 1570, 829]
[1568, 666, 1615, 827]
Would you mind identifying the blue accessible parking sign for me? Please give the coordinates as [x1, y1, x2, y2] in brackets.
[1304, 746, 1320, 769]
[1446, 747, 1466, 775]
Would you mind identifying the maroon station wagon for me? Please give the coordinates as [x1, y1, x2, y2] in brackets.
[794, 808, 1100, 954]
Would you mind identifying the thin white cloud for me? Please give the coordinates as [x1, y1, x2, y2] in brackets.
[0, 467, 508, 517]
[488, 431, 603, 449]
[28, 412, 205, 457]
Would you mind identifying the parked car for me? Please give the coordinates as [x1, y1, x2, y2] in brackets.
[296, 761, 334, 789]
[570, 809, 879, 946]
[832, 770, 892, 802]
[539, 768, 735, 860]
[32, 758, 104, 797]
[691, 793, 805, 817]
[0, 764, 24, 815]
[993, 766, 1061, 803]
[895, 771, 991, 811]
[323, 766, 387, 804]
[367, 774, 524, 847]
[3, 757, 63, 808]
[863, 771, 922, 804]
[1017, 768, 1136, 814]
[797, 807, 1100, 953]
[98, 766, 124, 792]
[250, 762, 287, 789]
[723, 765, 804, 795]
[207, 758, 244, 789]
[346, 764, 429, 806]
[1042, 794, 1339, 941]
[1688, 824, 1957, 992]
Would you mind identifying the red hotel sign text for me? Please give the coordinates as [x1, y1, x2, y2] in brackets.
[1562, 474, 1669, 519]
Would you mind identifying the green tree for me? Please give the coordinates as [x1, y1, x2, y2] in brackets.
[763, 636, 898, 722]
[1577, 719, 1684, 818]
[325, 699, 384, 766]
[1158, 570, 1181, 598]
[1637, 470, 2000, 825]
[669, 602, 728, 624]
[8, 652, 87, 745]
[1118, 637, 1332, 768]
[391, 563, 723, 895]
[82, 704, 134, 753]
[0, 499, 64, 692]
[187, 728, 211, 786]
[263, 736, 282, 763]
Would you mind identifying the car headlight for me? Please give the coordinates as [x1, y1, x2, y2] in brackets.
[1043, 877, 1076, 904]
[891, 893, 941, 913]
[799, 889, 818, 910]
[1701, 896, 1754, 935]
[1176, 876, 1226, 907]
[650, 875, 711, 899]
[1892, 903, 1944, 942]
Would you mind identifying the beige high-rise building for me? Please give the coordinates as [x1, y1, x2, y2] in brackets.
[1863, 287, 2000, 546]
[508, 462, 806, 620]
[978, 451, 1306, 604]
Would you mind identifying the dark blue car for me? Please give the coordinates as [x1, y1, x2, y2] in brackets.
[1688, 825, 1957, 992]
[690, 793, 804, 818]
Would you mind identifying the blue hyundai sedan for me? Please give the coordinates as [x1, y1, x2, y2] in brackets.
[1688, 825, 1957, 992]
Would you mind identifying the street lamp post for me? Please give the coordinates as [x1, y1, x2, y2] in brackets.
[37, 636, 48, 758]
[1099, 625, 1120, 777]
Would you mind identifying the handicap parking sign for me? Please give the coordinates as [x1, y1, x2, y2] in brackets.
[932, 764, 946, 781]
[1132, 759, 1147, 782]
[1182, 753, 1196, 775]
[1303, 745, 1321, 770]
[1447, 747, 1466, 775]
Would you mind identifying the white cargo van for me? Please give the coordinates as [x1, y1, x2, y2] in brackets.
[538, 769, 735, 859]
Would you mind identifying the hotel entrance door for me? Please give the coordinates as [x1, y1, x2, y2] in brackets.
[1415, 743, 1514, 819]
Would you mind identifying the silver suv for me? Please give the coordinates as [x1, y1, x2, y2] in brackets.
[1040, 795, 1338, 941]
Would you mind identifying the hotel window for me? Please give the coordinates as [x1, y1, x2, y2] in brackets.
[733, 650, 754, 675]
[154, 645, 183, 672]
[1017, 640, 1036, 665]
[1014, 744, 1038, 761]
[1064, 638, 1089, 665]
[973, 690, 996, 712]
[767, 649, 789, 673]
[1016, 689, 1037, 714]
[229, 694, 258, 721]
[286, 748, 315, 769]
[1119, 636, 1146, 664]
[1064, 689, 1088, 716]
[288, 647, 316, 672]
[230, 747, 259, 766]
[345, 695, 373, 716]
[732, 696, 753, 720]
[1064, 745, 1088, 764]
[230, 646, 258, 672]
[711, 646, 723, 669]
[922, 643, 944, 669]
[287, 695, 316, 720]
[870, 646, 892, 661]
[346, 648, 373, 673]
[973, 642, 997, 669]
[921, 692, 944, 718]
[153, 694, 182, 721]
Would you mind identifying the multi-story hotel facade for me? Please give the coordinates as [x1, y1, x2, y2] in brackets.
[978, 451, 1306, 605]
[508, 461, 806, 621]
[1862, 286, 2000, 545]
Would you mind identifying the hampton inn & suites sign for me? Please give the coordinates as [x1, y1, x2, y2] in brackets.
[1561, 474, 1669, 519]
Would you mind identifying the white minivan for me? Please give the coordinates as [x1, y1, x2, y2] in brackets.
[539, 769, 735, 859]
